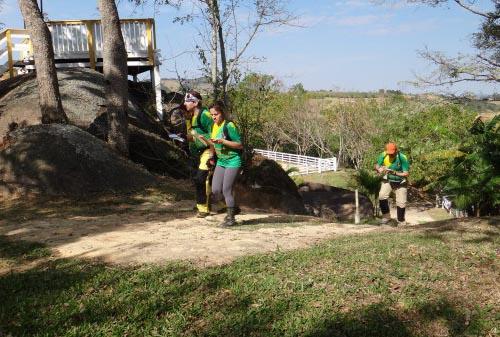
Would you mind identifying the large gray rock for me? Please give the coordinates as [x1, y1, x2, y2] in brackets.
[235, 154, 307, 214]
[298, 182, 374, 221]
[0, 124, 156, 200]
[0, 69, 189, 177]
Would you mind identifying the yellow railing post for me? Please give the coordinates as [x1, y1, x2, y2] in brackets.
[6, 30, 14, 78]
[86, 22, 96, 70]
[28, 38, 33, 56]
[146, 19, 154, 66]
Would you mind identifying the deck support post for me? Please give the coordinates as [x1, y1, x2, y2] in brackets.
[151, 66, 162, 120]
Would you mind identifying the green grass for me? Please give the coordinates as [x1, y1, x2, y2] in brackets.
[0, 236, 51, 269]
[292, 170, 356, 190]
[0, 218, 498, 336]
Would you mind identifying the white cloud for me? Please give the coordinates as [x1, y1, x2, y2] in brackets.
[364, 18, 439, 36]
[335, 14, 380, 26]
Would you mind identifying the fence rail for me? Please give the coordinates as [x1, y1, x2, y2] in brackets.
[254, 149, 337, 175]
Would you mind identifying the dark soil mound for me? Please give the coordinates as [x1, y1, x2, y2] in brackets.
[0, 124, 156, 200]
[235, 154, 306, 214]
[298, 182, 373, 221]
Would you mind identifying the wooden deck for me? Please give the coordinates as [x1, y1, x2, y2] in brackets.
[0, 18, 163, 118]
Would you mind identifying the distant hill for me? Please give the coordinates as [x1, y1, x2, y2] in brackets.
[161, 77, 211, 95]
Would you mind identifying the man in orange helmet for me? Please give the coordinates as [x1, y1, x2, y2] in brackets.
[374, 142, 410, 225]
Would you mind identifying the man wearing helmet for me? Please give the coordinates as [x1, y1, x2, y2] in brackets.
[374, 142, 410, 225]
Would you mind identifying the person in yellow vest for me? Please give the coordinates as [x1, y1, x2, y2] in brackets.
[183, 91, 214, 217]
[199, 101, 243, 226]
[374, 142, 410, 226]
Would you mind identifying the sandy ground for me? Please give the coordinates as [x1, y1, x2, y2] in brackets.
[0, 199, 443, 267]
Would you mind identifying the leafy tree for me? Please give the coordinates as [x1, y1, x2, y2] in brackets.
[135, 0, 294, 101]
[365, 97, 475, 190]
[289, 83, 306, 95]
[442, 115, 500, 216]
[229, 73, 281, 157]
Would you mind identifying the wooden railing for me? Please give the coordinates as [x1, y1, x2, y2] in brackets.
[0, 28, 31, 79]
[254, 149, 337, 175]
[0, 18, 157, 80]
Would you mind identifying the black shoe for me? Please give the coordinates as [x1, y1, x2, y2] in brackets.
[220, 207, 237, 227]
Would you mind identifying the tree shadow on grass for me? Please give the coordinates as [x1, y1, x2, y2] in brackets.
[412, 217, 499, 245]
[0, 235, 51, 263]
[0, 250, 491, 337]
[304, 298, 481, 337]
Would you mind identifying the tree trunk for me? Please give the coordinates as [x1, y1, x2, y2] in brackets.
[18, 0, 67, 124]
[214, 0, 227, 103]
[99, 0, 129, 156]
[207, 0, 219, 100]
[210, 8, 218, 100]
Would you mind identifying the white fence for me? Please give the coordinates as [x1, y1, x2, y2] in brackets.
[254, 149, 337, 175]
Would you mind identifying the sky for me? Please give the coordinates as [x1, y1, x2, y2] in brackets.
[1, 0, 498, 95]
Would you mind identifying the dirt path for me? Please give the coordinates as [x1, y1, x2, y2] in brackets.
[0, 199, 446, 267]
[0, 200, 379, 266]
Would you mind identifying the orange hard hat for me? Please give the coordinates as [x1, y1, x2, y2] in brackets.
[385, 142, 397, 155]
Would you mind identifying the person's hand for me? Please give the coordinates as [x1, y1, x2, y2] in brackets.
[377, 166, 386, 174]
[211, 138, 224, 144]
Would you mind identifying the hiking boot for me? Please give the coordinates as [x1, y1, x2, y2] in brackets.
[379, 213, 391, 225]
[397, 207, 406, 226]
[222, 206, 241, 220]
[389, 219, 399, 227]
[220, 207, 237, 227]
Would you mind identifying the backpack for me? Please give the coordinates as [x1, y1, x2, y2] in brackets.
[222, 120, 235, 141]
[195, 109, 210, 134]
[212, 120, 243, 153]
[383, 152, 402, 170]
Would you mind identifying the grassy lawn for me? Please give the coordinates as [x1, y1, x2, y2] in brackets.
[0, 218, 498, 336]
[292, 170, 356, 190]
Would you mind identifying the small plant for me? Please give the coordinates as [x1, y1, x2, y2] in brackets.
[442, 116, 500, 216]
[355, 169, 382, 216]
[285, 166, 300, 176]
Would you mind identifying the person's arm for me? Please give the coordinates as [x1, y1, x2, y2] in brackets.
[212, 122, 243, 150]
[212, 138, 243, 149]
[197, 135, 215, 152]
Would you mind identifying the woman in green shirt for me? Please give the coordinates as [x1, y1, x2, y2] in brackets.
[205, 101, 243, 226]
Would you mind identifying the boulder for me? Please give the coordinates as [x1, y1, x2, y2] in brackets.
[298, 182, 373, 221]
[0, 68, 188, 177]
[235, 154, 306, 214]
[0, 124, 156, 200]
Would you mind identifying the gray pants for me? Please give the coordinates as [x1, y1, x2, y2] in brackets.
[212, 166, 240, 207]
